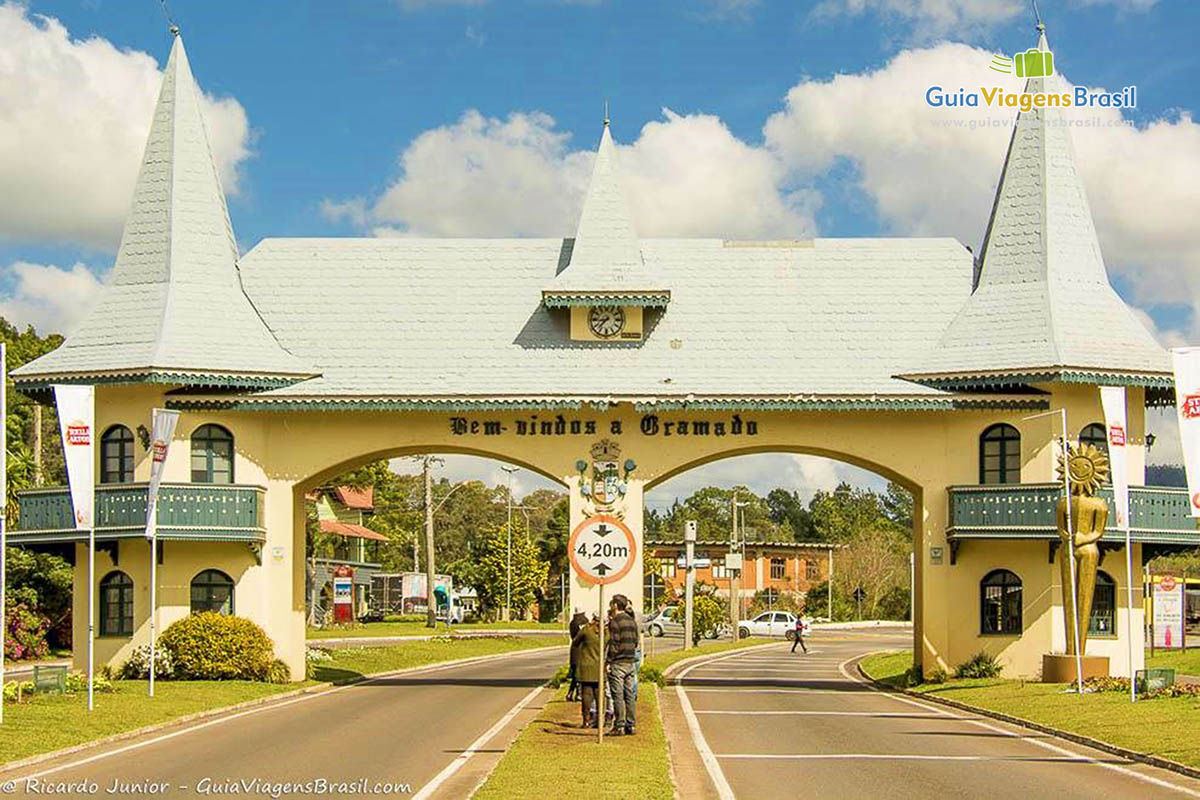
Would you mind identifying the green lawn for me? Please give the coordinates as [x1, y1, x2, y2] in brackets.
[860, 650, 1200, 768]
[474, 686, 673, 800]
[307, 620, 566, 640]
[0, 636, 561, 767]
[1146, 648, 1200, 677]
[310, 636, 562, 684]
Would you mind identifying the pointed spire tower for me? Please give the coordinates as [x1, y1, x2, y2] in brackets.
[542, 117, 669, 309]
[14, 33, 314, 388]
[901, 25, 1168, 390]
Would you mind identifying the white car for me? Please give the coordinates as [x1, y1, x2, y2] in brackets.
[738, 611, 799, 639]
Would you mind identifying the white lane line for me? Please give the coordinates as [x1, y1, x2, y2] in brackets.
[6, 645, 563, 785]
[411, 684, 544, 800]
[676, 648, 779, 800]
[683, 688, 881, 695]
[715, 753, 1106, 762]
[695, 710, 945, 717]
[840, 655, 1200, 799]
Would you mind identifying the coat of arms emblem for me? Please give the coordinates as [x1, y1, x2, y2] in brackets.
[578, 439, 631, 511]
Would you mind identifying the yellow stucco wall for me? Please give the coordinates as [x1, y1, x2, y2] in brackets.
[75, 382, 1149, 680]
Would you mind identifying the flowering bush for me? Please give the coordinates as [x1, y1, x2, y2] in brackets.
[305, 647, 333, 663]
[5, 604, 50, 661]
[160, 612, 275, 680]
[64, 671, 113, 694]
[120, 643, 175, 679]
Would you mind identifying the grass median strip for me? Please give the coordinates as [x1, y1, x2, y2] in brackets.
[0, 636, 559, 767]
[860, 649, 1200, 769]
[1146, 649, 1200, 678]
[307, 620, 565, 640]
[473, 686, 673, 800]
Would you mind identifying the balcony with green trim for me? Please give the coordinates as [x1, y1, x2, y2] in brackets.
[13, 483, 267, 545]
[947, 483, 1200, 561]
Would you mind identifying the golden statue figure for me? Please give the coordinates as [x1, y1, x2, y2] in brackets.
[1056, 443, 1109, 656]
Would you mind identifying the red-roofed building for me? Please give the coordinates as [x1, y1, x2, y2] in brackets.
[308, 486, 386, 620]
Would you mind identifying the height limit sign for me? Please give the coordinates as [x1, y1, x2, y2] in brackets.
[569, 515, 637, 585]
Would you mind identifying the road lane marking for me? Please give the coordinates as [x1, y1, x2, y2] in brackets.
[411, 684, 544, 800]
[695, 710, 946, 717]
[840, 654, 1200, 798]
[4, 645, 565, 785]
[715, 753, 1109, 762]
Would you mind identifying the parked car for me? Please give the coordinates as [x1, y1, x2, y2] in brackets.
[643, 605, 720, 638]
[738, 611, 798, 639]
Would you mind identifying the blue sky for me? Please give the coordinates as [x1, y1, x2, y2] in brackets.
[1, 0, 1197, 495]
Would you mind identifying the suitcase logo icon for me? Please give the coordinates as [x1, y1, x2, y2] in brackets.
[989, 49, 1054, 78]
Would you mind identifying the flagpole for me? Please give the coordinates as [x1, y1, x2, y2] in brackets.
[88, 511, 95, 711]
[1124, 518, 1136, 702]
[1, 343, 7, 725]
[149, 518, 157, 697]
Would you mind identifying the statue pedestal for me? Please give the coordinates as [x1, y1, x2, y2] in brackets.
[1042, 654, 1110, 683]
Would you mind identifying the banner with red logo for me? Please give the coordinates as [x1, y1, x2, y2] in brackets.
[53, 385, 94, 529]
[1099, 386, 1130, 528]
[145, 409, 180, 540]
[1172, 348, 1200, 517]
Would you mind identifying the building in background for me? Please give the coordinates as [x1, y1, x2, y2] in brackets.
[309, 486, 385, 619]
[646, 539, 835, 607]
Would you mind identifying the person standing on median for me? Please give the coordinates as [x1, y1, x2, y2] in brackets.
[572, 614, 601, 728]
[606, 595, 640, 736]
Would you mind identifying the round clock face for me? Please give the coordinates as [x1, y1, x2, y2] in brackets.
[588, 305, 625, 338]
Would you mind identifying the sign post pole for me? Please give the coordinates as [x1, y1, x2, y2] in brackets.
[684, 522, 696, 650]
[597, 581, 605, 744]
[55, 385, 95, 711]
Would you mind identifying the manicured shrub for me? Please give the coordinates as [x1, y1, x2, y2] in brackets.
[264, 659, 292, 685]
[638, 664, 666, 687]
[305, 647, 333, 663]
[5, 604, 50, 662]
[3, 680, 35, 702]
[120, 643, 175, 680]
[64, 672, 114, 694]
[549, 664, 570, 688]
[924, 668, 948, 685]
[160, 612, 274, 680]
[954, 651, 1002, 679]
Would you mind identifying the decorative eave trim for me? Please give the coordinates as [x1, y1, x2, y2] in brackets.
[8, 527, 266, 545]
[541, 290, 670, 308]
[897, 367, 1172, 391]
[10, 367, 319, 392]
[165, 393, 1049, 413]
[946, 527, 1200, 546]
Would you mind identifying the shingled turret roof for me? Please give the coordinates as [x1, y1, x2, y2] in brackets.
[12, 34, 316, 389]
[900, 28, 1169, 390]
[542, 120, 670, 308]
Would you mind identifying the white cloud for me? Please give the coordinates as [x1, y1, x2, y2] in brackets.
[762, 41, 1200, 342]
[328, 108, 814, 240]
[812, 0, 1156, 37]
[0, 261, 105, 336]
[0, 4, 253, 252]
[646, 454, 886, 511]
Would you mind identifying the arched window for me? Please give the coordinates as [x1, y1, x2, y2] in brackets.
[980, 569, 1022, 634]
[1088, 571, 1116, 636]
[191, 424, 234, 484]
[99, 571, 134, 636]
[190, 569, 234, 615]
[979, 424, 1021, 485]
[1080, 423, 1108, 456]
[100, 425, 135, 484]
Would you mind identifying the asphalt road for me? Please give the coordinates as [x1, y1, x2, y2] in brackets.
[677, 630, 1200, 800]
[2, 645, 570, 799]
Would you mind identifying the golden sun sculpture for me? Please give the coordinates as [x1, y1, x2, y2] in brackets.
[1057, 442, 1110, 496]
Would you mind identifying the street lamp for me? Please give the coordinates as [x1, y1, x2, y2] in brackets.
[501, 465, 519, 622]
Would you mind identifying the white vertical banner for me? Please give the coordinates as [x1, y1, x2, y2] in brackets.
[145, 408, 179, 698]
[1099, 385, 1137, 702]
[1171, 347, 1200, 517]
[1099, 387, 1130, 527]
[54, 384, 95, 710]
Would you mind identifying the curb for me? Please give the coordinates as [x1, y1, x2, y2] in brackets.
[0, 642, 565, 776]
[854, 660, 1200, 784]
[662, 641, 785, 681]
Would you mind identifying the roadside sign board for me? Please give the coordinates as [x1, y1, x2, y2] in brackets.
[1154, 577, 1185, 648]
[569, 514, 637, 585]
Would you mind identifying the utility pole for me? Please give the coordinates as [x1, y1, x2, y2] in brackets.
[827, 546, 833, 622]
[730, 495, 748, 635]
[501, 465, 518, 621]
[423, 456, 436, 628]
[684, 521, 697, 649]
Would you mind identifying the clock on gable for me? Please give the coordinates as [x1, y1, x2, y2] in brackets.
[588, 305, 625, 338]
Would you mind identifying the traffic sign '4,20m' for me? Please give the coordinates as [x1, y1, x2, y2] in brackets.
[568, 515, 637, 585]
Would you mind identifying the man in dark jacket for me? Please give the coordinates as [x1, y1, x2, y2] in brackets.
[606, 595, 640, 735]
[567, 610, 588, 701]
